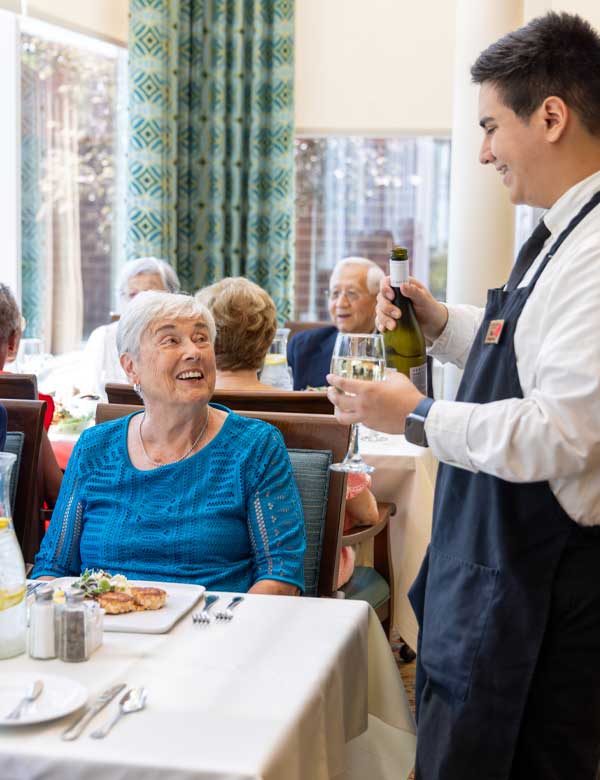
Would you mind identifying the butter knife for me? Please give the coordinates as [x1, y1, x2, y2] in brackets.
[62, 683, 126, 741]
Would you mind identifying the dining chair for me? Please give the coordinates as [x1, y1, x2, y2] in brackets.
[95, 403, 396, 636]
[105, 382, 334, 415]
[3, 399, 46, 563]
[0, 373, 39, 400]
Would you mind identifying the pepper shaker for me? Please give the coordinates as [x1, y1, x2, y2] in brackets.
[57, 589, 89, 662]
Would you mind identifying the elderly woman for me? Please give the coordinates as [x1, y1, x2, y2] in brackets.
[0, 284, 63, 506]
[195, 277, 277, 391]
[32, 292, 305, 594]
[82, 257, 180, 398]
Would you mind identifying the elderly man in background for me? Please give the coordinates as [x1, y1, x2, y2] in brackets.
[287, 257, 384, 390]
[81, 257, 180, 399]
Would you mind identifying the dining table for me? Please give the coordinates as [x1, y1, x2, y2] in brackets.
[360, 429, 438, 652]
[0, 592, 416, 780]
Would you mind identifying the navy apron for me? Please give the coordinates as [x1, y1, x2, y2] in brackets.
[409, 190, 600, 779]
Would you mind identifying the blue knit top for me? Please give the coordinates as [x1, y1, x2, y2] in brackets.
[32, 406, 306, 592]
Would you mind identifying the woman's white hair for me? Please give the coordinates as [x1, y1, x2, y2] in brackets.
[117, 257, 181, 305]
[331, 257, 385, 295]
[117, 291, 216, 358]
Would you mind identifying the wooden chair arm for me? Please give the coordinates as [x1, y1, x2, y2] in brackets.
[342, 501, 395, 546]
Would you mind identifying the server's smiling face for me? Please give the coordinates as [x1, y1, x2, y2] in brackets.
[478, 82, 548, 207]
[133, 317, 216, 405]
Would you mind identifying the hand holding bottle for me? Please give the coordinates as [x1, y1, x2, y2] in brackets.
[376, 275, 449, 344]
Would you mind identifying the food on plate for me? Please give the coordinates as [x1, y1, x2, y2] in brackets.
[51, 404, 93, 435]
[98, 591, 137, 614]
[130, 587, 167, 610]
[71, 569, 167, 614]
[72, 569, 127, 598]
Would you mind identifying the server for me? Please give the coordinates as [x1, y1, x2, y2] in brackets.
[327, 12, 600, 780]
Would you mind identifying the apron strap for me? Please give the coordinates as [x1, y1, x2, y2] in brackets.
[527, 189, 600, 291]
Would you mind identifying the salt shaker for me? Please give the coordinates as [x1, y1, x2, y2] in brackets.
[28, 587, 56, 660]
[57, 589, 88, 662]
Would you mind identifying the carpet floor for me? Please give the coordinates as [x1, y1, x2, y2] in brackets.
[391, 635, 416, 780]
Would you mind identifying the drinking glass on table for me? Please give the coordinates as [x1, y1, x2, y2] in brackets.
[15, 338, 44, 374]
[329, 332, 386, 473]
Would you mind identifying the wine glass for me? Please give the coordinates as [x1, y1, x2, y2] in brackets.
[15, 338, 44, 374]
[329, 332, 386, 473]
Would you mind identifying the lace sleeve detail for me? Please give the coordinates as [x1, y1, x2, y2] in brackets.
[246, 427, 306, 591]
[31, 437, 86, 577]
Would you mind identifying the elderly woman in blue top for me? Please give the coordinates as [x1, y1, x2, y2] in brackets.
[32, 291, 305, 594]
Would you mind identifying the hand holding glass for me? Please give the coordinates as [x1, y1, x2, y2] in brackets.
[329, 332, 386, 473]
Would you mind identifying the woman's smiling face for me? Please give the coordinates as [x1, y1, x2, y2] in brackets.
[128, 316, 217, 406]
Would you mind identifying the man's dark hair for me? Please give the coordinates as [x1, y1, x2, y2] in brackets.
[471, 12, 600, 135]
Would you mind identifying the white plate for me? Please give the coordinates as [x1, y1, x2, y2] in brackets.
[49, 579, 205, 634]
[0, 673, 88, 727]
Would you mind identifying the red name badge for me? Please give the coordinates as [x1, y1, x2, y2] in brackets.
[484, 319, 505, 345]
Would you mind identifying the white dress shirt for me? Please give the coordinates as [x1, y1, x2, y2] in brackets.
[426, 169, 600, 526]
[81, 320, 128, 399]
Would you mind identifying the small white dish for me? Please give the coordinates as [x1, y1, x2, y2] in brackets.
[0, 673, 87, 727]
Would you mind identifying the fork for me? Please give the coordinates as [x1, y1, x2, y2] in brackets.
[6, 680, 44, 720]
[192, 594, 219, 625]
[214, 596, 244, 621]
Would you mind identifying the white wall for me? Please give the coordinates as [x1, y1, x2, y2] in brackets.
[295, 0, 457, 135]
[296, 0, 600, 136]
[525, 0, 600, 27]
[0, 10, 19, 299]
[0, 0, 127, 44]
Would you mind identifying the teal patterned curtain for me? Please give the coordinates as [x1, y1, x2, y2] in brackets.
[128, 0, 295, 320]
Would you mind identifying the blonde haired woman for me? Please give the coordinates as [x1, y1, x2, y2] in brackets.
[196, 277, 277, 391]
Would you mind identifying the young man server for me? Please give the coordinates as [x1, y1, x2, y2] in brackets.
[328, 12, 600, 779]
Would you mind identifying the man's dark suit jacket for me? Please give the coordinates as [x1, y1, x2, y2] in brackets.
[287, 326, 338, 390]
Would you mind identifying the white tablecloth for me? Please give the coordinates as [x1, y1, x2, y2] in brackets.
[0, 593, 415, 780]
[361, 431, 438, 651]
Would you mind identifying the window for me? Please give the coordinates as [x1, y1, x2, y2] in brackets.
[294, 136, 451, 321]
[20, 19, 127, 352]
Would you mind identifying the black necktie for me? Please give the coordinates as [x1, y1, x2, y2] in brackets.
[505, 219, 551, 291]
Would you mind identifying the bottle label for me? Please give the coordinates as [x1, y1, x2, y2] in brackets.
[410, 362, 428, 395]
[389, 259, 409, 287]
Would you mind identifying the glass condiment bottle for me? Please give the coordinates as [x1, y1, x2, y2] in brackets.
[261, 328, 293, 389]
[28, 587, 56, 659]
[58, 589, 89, 662]
[84, 600, 104, 655]
[0, 452, 27, 660]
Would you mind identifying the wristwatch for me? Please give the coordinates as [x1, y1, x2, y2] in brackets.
[404, 398, 435, 447]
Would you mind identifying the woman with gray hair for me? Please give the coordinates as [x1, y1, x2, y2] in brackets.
[32, 291, 305, 594]
[82, 257, 180, 399]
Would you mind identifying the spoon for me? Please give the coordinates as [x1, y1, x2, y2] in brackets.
[6, 679, 44, 720]
[90, 687, 148, 739]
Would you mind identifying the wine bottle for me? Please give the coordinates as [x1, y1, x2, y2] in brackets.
[383, 247, 427, 394]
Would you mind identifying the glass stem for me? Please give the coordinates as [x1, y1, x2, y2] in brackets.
[347, 423, 363, 465]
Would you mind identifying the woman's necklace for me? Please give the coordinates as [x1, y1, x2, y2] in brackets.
[138, 408, 210, 467]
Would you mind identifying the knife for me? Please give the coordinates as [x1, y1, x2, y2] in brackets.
[62, 683, 126, 741]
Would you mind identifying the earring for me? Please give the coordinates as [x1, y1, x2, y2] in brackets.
[133, 382, 142, 396]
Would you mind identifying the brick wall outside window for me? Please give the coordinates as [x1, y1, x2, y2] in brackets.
[294, 136, 451, 321]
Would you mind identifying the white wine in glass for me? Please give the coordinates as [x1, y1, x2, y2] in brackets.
[329, 332, 385, 473]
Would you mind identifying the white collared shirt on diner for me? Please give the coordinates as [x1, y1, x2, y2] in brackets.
[426, 169, 600, 526]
